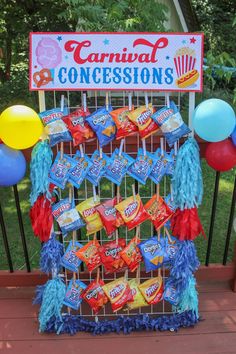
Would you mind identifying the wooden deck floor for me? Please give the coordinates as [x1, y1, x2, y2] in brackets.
[0, 281, 236, 354]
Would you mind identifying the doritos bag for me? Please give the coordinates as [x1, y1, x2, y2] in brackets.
[127, 104, 159, 139]
[99, 239, 126, 273]
[144, 195, 173, 231]
[110, 106, 137, 140]
[120, 237, 142, 272]
[138, 236, 165, 272]
[76, 196, 103, 236]
[138, 276, 163, 305]
[96, 197, 122, 237]
[63, 107, 95, 146]
[115, 195, 150, 231]
[82, 279, 108, 314]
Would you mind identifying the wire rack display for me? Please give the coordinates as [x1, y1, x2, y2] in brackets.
[39, 89, 194, 320]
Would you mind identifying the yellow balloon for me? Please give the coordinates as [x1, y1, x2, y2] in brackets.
[0, 105, 43, 150]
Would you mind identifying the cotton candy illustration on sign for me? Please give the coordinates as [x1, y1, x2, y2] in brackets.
[34, 37, 62, 88]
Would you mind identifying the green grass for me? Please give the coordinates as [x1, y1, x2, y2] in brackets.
[0, 161, 235, 270]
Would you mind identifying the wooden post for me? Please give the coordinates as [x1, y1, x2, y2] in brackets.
[232, 240, 236, 292]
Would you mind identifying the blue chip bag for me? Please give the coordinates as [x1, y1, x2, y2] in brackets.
[138, 236, 165, 272]
[86, 150, 110, 186]
[39, 107, 72, 147]
[151, 101, 191, 147]
[86, 105, 116, 147]
[149, 149, 170, 184]
[127, 148, 157, 185]
[49, 152, 77, 189]
[68, 151, 92, 189]
[163, 278, 179, 306]
[164, 235, 179, 265]
[165, 149, 176, 177]
[105, 148, 134, 186]
[61, 240, 83, 272]
[52, 197, 85, 235]
[164, 194, 176, 229]
[63, 279, 87, 310]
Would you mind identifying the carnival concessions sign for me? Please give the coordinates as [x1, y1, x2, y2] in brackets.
[29, 32, 204, 92]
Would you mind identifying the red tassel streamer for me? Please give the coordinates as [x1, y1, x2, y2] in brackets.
[30, 195, 54, 242]
[170, 207, 206, 241]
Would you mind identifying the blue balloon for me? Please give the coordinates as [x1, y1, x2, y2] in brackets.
[231, 125, 236, 146]
[0, 144, 26, 187]
[193, 98, 236, 142]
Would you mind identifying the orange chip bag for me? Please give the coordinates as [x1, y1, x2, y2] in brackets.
[102, 277, 133, 312]
[127, 279, 148, 310]
[120, 237, 142, 272]
[75, 239, 101, 272]
[76, 196, 103, 235]
[110, 106, 137, 140]
[115, 195, 150, 231]
[127, 104, 159, 139]
[138, 276, 163, 305]
[145, 195, 173, 231]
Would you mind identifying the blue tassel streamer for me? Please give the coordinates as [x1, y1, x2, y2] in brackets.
[33, 284, 46, 305]
[39, 277, 66, 333]
[170, 241, 200, 294]
[172, 137, 203, 210]
[40, 233, 64, 275]
[173, 276, 199, 318]
[44, 310, 198, 335]
[30, 141, 53, 206]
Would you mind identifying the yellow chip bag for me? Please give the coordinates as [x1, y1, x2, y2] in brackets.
[102, 277, 133, 312]
[76, 196, 103, 235]
[138, 276, 163, 305]
[127, 279, 148, 310]
[127, 103, 159, 139]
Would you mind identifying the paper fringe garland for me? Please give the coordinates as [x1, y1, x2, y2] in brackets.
[33, 284, 46, 305]
[30, 194, 54, 242]
[171, 207, 206, 241]
[30, 140, 53, 206]
[40, 234, 64, 275]
[172, 137, 203, 210]
[43, 311, 199, 335]
[173, 276, 199, 318]
[39, 277, 66, 333]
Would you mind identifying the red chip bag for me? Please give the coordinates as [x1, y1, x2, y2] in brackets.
[63, 107, 95, 146]
[127, 104, 159, 139]
[75, 239, 101, 272]
[96, 197, 122, 237]
[145, 195, 173, 231]
[82, 279, 108, 314]
[110, 106, 137, 140]
[115, 195, 150, 231]
[120, 236, 142, 272]
[102, 277, 134, 312]
[99, 238, 126, 273]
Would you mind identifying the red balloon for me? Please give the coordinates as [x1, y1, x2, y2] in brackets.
[205, 139, 236, 172]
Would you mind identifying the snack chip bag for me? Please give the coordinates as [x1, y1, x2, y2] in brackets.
[63, 107, 95, 146]
[96, 197, 122, 237]
[86, 105, 116, 147]
[52, 198, 85, 235]
[61, 240, 83, 272]
[127, 104, 159, 139]
[127, 148, 157, 185]
[120, 237, 142, 272]
[149, 150, 171, 185]
[75, 239, 101, 272]
[76, 196, 103, 235]
[163, 278, 179, 306]
[138, 236, 165, 272]
[115, 195, 150, 231]
[138, 276, 163, 305]
[144, 195, 173, 231]
[105, 148, 134, 186]
[39, 107, 72, 147]
[127, 279, 148, 310]
[165, 149, 176, 177]
[110, 106, 137, 140]
[99, 238, 126, 273]
[82, 279, 108, 314]
[49, 152, 76, 189]
[68, 151, 92, 189]
[164, 235, 179, 265]
[86, 150, 110, 186]
[102, 277, 133, 312]
[63, 279, 87, 310]
[151, 101, 191, 146]
[164, 194, 177, 229]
